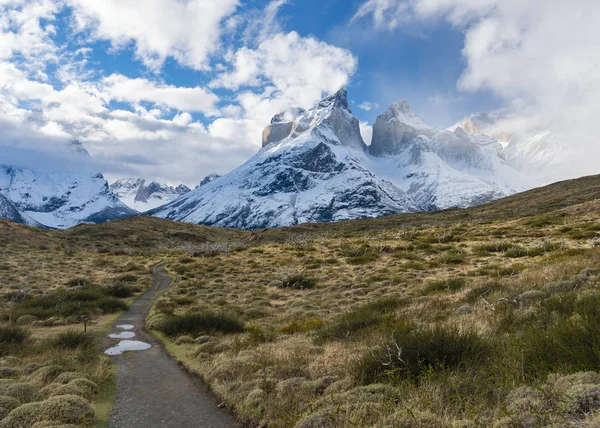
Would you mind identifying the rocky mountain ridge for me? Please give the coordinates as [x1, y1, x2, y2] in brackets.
[150, 89, 530, 229]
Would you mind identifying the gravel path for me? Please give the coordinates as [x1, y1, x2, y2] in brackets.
[107, 262, 237, 428]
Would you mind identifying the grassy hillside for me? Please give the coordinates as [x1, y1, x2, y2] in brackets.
[2, 173, 600, 427]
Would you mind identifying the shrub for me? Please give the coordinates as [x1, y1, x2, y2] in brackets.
[0, 382, 40, 404]
[317, 298, 402, 341]
[0, 325, 28, 356]
[49, 379, 97, 401]
[102, 282, 133, 298]
[15, 315, 37, 326]
[1, 401, 44, 427]
[42, 394, 94, 425]
[439, 249, 466, 264]
[159, 311, 244, 337]
[473, 241, 513, 255]
[12, 287, 128, 320]
[66, 278, 91, 287]
[96, 297, 129, 313]
[424, 277, 467, 295]
[29, 366, 64, 386]
[278, 274, 317, 290]
[339, 244, 381, 265]
[52, 331, 95, 350]
[281, 318, 324, 334]
[354, 325, 490, 383]
[0, 396, 20, 412]
[519, 294, 600, 378]
[464, 282, 505, 303]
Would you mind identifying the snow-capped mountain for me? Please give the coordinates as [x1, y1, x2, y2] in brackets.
[149, 90, 416, 228]
[110, 179, 191, 212]
[150, 89, 529, 229]
[0, 193, 42, 227]
[452, 113, 569, 182]
[0, 166, 137, 229]
[369, 106, 529, 211]
[198, 174, 221, 187]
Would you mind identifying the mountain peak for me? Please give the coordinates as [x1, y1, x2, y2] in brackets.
[388, 100, 411, 113]
[68, 140, 91, 157]
[317, 87, 349, 111]
[369, 100, 433, 156]
[262, 88, 360, 149]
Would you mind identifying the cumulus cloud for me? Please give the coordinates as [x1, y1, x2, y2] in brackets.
[68, 0, 239, 71]
[211, 31, 357, 126]
[353, 0, 600, 180]
[0, 0, 359, 186]
[103, 74, 220, 116]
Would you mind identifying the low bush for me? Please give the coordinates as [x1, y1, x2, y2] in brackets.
[339, 244, 382, 265]
[0, 325, 28, 356]
[11, 286, 129, 320]
[0, 383, 40, 404]
[516, 294, 600, 379]
[52, 331, 95, 350]
[96, 297, 129, 313]
[103, 282, 134, 298]
[66, 278, 92, 287]
[159, 311, 245, 337]
[281, 318, 324, 334]
[354, 325, 490, 383]
[317, 298, 402, 341]
[473, 241, 513, 255]
[278, 274, 317, 290]
[424, 277, 467, 295]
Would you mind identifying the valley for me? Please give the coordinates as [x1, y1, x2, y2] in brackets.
[1, 174, 600, 426]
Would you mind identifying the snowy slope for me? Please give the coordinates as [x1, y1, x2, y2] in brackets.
[149, 90, 415, 229]
[0, 193, 43, 227]
[0, 166, 136, 229]
[150, 90, 530, 229]
[110, 179, 191, 212]
[198, 174, 221, 187]
[451, 113, 577, 183]
[369, 106, 530, 210]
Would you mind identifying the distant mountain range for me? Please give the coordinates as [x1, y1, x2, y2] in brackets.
[149, 89, 530, 229]
[0, 89, 566, 230]
[110, 179, 191, 213]
[0, 142, 136, 229]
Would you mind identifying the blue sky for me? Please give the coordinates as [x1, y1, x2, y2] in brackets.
[1, 0, 598, 185]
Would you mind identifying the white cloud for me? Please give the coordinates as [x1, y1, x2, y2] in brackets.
[68, 0, 239, 71]
[351, 0, 410, 31]
[0, 1, 359, 186]
[354, 0, 600, 180]
[428, 93, 463, 107]
[0, 0, 59, 65]
[358, 101, 379, 111]
[360, 121, 373, 145]
[103, 74, 220, 116]
[212, 31, 357, 110]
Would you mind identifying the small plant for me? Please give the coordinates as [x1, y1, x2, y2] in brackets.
[0, 324, 29, 356]
[281, 317, 325, 334]
[66, 277, 92, 287]
[278, 273, 317, 290]
[102, 282, 134, 298]
[52, 331, 95, 350]
[159, 311, 245, 337]
[317, 298, 402, 341]
[424, 277, 467, 295]
[354, 325, 490, 383]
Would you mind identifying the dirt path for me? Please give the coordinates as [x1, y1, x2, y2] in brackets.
[106, 262, 237, 428]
